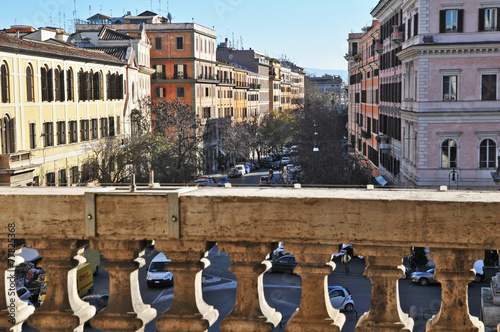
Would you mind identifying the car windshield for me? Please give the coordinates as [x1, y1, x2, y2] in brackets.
[150, 262, 168, 272]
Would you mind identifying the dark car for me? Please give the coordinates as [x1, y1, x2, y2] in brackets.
[268, 254, 298, 273]
[218, 176, 229, 186]
[194, 178, 215, 186]
[272, 161, 281, 169]
[260, 176, 270, 185]
[229, 168, 241, 178]
[82, 294, 109, 313]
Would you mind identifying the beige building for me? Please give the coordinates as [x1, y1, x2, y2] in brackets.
[0, 32, 128, 186]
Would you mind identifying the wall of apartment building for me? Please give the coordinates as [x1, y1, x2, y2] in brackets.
[398, 0, 500, 187]
[0, 47, 126, 186]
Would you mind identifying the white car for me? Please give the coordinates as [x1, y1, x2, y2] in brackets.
[281, 157, 290, 166]
[147, 253, 174, 287]
[328, 286, 355, 311]
[235, 165, 246, 175]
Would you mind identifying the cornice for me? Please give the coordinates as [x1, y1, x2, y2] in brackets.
[397, 42, 500, 61]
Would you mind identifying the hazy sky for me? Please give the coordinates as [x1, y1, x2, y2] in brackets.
[0, 0, 380, 70]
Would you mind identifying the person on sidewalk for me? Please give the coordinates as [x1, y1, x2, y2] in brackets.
[342, 253, 352, 274]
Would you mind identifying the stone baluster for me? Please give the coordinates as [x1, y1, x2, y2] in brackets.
[285, 243, 344, 332]
[426, 248, 484, 332]
[91, 240, 146, 331]
[355, 245, 413, 332]
[26, 239, 80, 331]
[155, 240, 218, 331]
[218, 241, 278, 332]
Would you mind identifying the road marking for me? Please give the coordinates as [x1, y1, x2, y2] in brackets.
[152, 288, 174, 304]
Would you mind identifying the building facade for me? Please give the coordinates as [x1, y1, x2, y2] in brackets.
[0, 32, 127, 186]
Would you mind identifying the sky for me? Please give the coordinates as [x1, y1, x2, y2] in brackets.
[0, 0, 380, 71]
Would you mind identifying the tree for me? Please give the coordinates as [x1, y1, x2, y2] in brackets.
[83, 99, 202, 185]
[259, 110, 296, 155]
[293, 78, 369, 185]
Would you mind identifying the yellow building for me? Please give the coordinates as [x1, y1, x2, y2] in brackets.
[233, 67, 249, 121]
[0, 32, 127, 186]
[216, 61, 235, 118]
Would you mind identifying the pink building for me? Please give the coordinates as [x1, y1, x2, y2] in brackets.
[372, 0, 500, 188]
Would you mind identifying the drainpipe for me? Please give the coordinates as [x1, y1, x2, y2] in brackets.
[122, 63, 130, 136]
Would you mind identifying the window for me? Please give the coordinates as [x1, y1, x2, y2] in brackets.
[480, 8, 499, 31]
[55, 68, 65, 102]
[174, 64, 187, 79]
[91, 119, 98, 139]
[29, 123, 36, 149]
[66, 69, 74, 101]
[154, 36, 163, 50]
[116, 116, 121, 135]
[153, 64, 166, 79]
[78, 69, 86, 101]
[441, 139, 457, 168]
[176, 86, 185, 98]
[69, 120, 78, 143]
[71, 166, 79, 185]
[1, 62, 9, 103]
[109, 116, 115, 137]
[100, 118, 108, 138]
[26, 65, 34, 102]
[2, 116, 15, 153]
[440, 9, 463, 33]
[414, 13, 419, 36]
[155, 86, 166, 98]
[80, 119, 90, 141]
[480, 139, 496, 168]
[59, 168, 67, 186]
[176, 36, 184, 50]
[57, 121, 66, 145]
[44, 122, 54, 147]
[93, 72, 102, 100]
[481, 74, 497, 101]
[443, 75, 457, 101]
[46, 172, 56, 186]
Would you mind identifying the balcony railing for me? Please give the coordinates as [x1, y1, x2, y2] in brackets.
[0, 151, 31, 170]
[392, 26, 403, 43]
[0, 186, 496, 331]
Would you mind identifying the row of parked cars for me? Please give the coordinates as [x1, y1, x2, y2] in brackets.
[193, 176, 229, 186]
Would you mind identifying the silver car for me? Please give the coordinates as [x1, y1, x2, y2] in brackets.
[411, 268, 439, 286]
[328, 286, 355, 312]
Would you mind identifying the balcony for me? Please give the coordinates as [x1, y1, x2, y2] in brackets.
[374, 40, 383, 53]
[0, 186, 496, 331]
[392, 26, 403, 44]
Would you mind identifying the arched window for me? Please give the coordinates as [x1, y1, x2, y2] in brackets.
[1, 62, 9, 103]
[106, 72, 111, 100]
[26, 65, 34, 102]
[78, 69, 85, 101]
[2, 115, 15, 154]
[54, 67, 65, 102]
[41, 65, 54, 102]
[88, 70, 94, 101]
[480, 139, 496, 168]
[66, 68, 73, 101]
[441, 139, 457, 168]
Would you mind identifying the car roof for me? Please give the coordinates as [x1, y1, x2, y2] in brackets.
[151, 252, 171, 263]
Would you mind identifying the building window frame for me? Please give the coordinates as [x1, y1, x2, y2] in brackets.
[57, 121, 66, 145]
[441, 70, 460, 101]
[44, 121, 54, 147]
[479, 138, 497, 168]
[29, 122, 36, 149]
[176, 86, 186, 99]
[480, 70, 499, 101]
[175, 36, 185, 51]
[26, 65, 34, 102]
[69, 120, 78, 143]
[441, 138, 458, 168]
[154, 36, 163, 50]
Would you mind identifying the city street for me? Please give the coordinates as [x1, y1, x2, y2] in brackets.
[85, 246, 488, 332]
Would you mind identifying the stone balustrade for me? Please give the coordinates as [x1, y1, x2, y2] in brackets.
[1, 186, 499, 331]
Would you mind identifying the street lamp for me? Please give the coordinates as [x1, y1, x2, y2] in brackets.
[313, 122, 319, 152]
[313, 142, 319, 152]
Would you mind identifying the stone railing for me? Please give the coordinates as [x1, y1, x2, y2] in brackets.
[1, 186, 500, 331]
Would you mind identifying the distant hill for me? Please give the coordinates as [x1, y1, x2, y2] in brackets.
[303, 68, 348, 82]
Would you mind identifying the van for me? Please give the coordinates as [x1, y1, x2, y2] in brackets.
[147, 253, 174, 288]
[77, 263, 94, 297]
[82, 247, 102, 276]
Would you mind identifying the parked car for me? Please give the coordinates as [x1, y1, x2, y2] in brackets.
[244, 164, 251, 174]
[217, 176, 229, 186]
[268, 254, 298, 274]
[17, 287, 35, 306]
[272, 161, 281, 169]
[147, 253, 174, 287]
[328, 286, 355, 312]
[260, 176, 271, 185]
[82, 293, 109, 313]
[474, 260, 485, 282]
[411, 268, 439, 286]
[194, 178, 215, 186]
[281, 157, 290, 166]
[235, 165, 246, 175]
[229, 168, 241, 178]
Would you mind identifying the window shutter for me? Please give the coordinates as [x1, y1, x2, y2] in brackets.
[184, 64, 187, 79]
[48, 69, 54, 102]
[9, 118, 15, 153]
[174, 64, 178, 79]
[60, 70, 65, 101]
[457, 9, 464, 32]
[414, 13, 419, 36]
[478, 9, 485, 31]
[439, 10, 446, 33]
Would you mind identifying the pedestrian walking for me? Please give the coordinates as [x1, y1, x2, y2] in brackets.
[342, 253, 352, 274]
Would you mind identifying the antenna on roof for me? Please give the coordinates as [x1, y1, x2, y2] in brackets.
[73, 0, 77, 26]
[59, 11, 61, 28]
[158, 0, 162, 15]
[240, 35, 243, 50]
[89, 5, 91, 17]
[232, 32, 234, 49]
[100, 5, 102, 13]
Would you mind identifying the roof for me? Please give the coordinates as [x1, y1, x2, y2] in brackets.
[2, 26, 36, 33]
[84, 46, 129, 60]
[138, 10, 158, 17]
[0, 32, 125, 64]
[88, 13, 111, 20]
[99, 27, 134, 41]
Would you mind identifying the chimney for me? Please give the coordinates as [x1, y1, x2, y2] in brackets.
[127, 11, 131, 16]
[16, 30, 20, 38]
